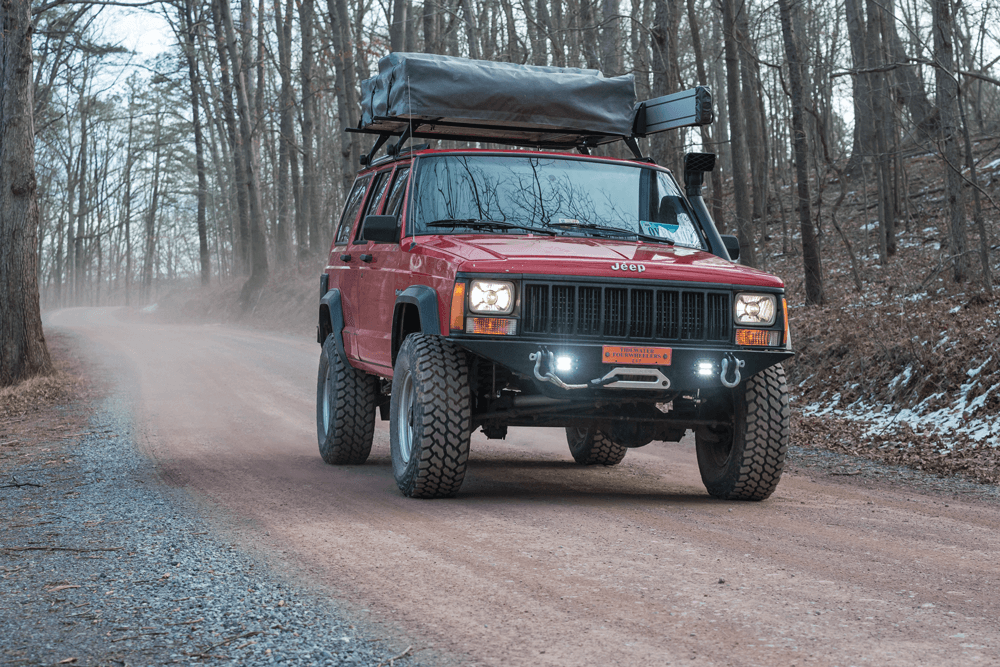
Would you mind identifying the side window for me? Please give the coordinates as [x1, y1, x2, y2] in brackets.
[334, 176, 371, 246]
[383, 166, 411, 219]
[354, 170, 392, 243]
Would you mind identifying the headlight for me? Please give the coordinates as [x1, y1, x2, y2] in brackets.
[468, 280, 515, 314]
[734, 293, 777, 326]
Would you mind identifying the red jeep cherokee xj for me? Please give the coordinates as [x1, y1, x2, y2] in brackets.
[316, 55, 792, 500]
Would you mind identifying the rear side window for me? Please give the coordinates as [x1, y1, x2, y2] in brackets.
[334, 176, 371, 245]
[383, 166, 411, 219]
[355, 170, 392, 243]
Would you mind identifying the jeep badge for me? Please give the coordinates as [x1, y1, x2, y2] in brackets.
[611, 263, 646, 272]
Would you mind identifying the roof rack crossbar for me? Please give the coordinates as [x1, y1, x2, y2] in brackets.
[359, 132, 391, 166]
[388, 124, 413, 157]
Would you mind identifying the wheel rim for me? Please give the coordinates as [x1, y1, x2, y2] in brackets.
[567, 427, 587, 448]
[395, 369, 416, 464]
[322, 365, 332, 436]
[707, 429, 733, 468]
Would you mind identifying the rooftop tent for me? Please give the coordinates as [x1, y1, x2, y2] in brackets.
[357, 53, 637, 149]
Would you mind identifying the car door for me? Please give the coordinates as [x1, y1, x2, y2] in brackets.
[354, 163, 411, 372]
[337, 171, 388, 361]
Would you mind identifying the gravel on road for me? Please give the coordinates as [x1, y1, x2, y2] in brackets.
[1, 391, 421, 667]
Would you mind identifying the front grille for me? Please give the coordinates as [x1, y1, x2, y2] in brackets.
[521, 281, 731, 342]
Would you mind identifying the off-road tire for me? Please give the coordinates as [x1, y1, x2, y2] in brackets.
[696, 363, 789, 500]
[565, 427, 628, 466]
[390, 334, 472, 498]
[316, 335, 377, 464]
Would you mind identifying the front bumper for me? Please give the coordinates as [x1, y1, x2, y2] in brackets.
[451, 336, 793, 397]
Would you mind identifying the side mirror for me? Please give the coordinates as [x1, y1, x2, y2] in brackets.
[361, 215, 399, 244]
[721, 235, 740, 261]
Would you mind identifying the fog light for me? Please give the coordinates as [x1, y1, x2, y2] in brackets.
[556, 356, 573, 372]
[696, 360, 714, 376]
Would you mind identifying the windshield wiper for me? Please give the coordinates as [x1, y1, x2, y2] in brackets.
[633, 231, 675, 245]
[549, 221, 676, 245]
[425, 219, 556, 235]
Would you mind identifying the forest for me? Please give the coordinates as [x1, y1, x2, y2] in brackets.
[17, 0, 996, 309]
[3, 0, 1000, 470]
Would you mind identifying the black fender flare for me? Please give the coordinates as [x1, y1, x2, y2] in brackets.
[391, 285, 442, 366]
[318, 288, 348, 364]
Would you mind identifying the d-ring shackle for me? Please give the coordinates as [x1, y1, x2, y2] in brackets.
[720, 355, 745, 388]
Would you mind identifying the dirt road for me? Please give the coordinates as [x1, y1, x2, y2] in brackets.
[48, 307, 999, 667]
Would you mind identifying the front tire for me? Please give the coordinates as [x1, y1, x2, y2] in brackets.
[565, 427, 628, 466]
[696, 364, 789, 501]
[316, 336, 377, 464]
[390, 334, 472, 498]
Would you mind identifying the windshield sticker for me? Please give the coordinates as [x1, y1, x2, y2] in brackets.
[558, 218, 579, 225]
[640, 221, 679, 237]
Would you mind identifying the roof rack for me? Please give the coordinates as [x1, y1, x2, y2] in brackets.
[355, 53, 713, 164]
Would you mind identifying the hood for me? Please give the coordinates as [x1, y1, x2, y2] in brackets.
[418, 235, 785, 289]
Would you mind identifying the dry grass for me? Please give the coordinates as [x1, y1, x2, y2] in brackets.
[0, 333, 94, 469]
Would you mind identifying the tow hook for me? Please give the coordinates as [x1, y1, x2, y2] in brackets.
[528, 351, 590, 390]
[529, 350, 669, 390]
[720, 354, 745, 388]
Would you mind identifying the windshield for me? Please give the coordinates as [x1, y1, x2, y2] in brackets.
[409, 154, 705, 249]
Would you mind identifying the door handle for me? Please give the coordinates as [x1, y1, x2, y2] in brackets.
[360, 254, 373, 263]
[339, 253, 352, 262]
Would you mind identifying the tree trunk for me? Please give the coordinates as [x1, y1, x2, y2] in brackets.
[390, 0, 409, 51]
[273, 0, 293, 265]
[142, 112, 162, 300]
[863, 0, 896, 260]
[327, 0, 362, 198]
[958, 81, 990, 294]
[844, 0, 874, 175]
[649, 0, 681, 174]
[735, 3, 768, 225]
[721, 0, 755, 266]
[0, 0, 53, 386]
[182, 0, 211, 285]
[779, 0, 822, 304]
[685, 0, 724, 227]
[599, 0, 621, 74]
[74, 85, 88, 303]
[422, 0, 437, 53]
[211, 0, 251, 274]
[459, 0, 480, 59]
[219, 0, 270, 305]
[932, 0, 967, 283]
[301, 0, 320, 252]
[882, 0, 937, 138]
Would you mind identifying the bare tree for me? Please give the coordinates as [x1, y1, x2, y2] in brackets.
[219, 0, 270, 304]
[1, 0, 53, 386]
[778, 0, 822, 304]
[180, 0, 210, 284]
[932, 0, 967, 283]
[720, 0, 756, 266]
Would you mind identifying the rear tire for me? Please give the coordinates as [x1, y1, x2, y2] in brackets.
[696, 364, 789, 500]
[565, 427, 628, 466]
[316, 336, 377, 464]
[390, 334, 472, 498]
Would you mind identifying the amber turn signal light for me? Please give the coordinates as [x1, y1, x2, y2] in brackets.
[450, 282, 466, 331]
[466, 317, 517, 335]
[736, 328, 780, 347]
[782, 298, 790, 345]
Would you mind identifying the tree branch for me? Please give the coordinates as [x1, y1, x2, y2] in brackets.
[33, 0, 168, 17]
